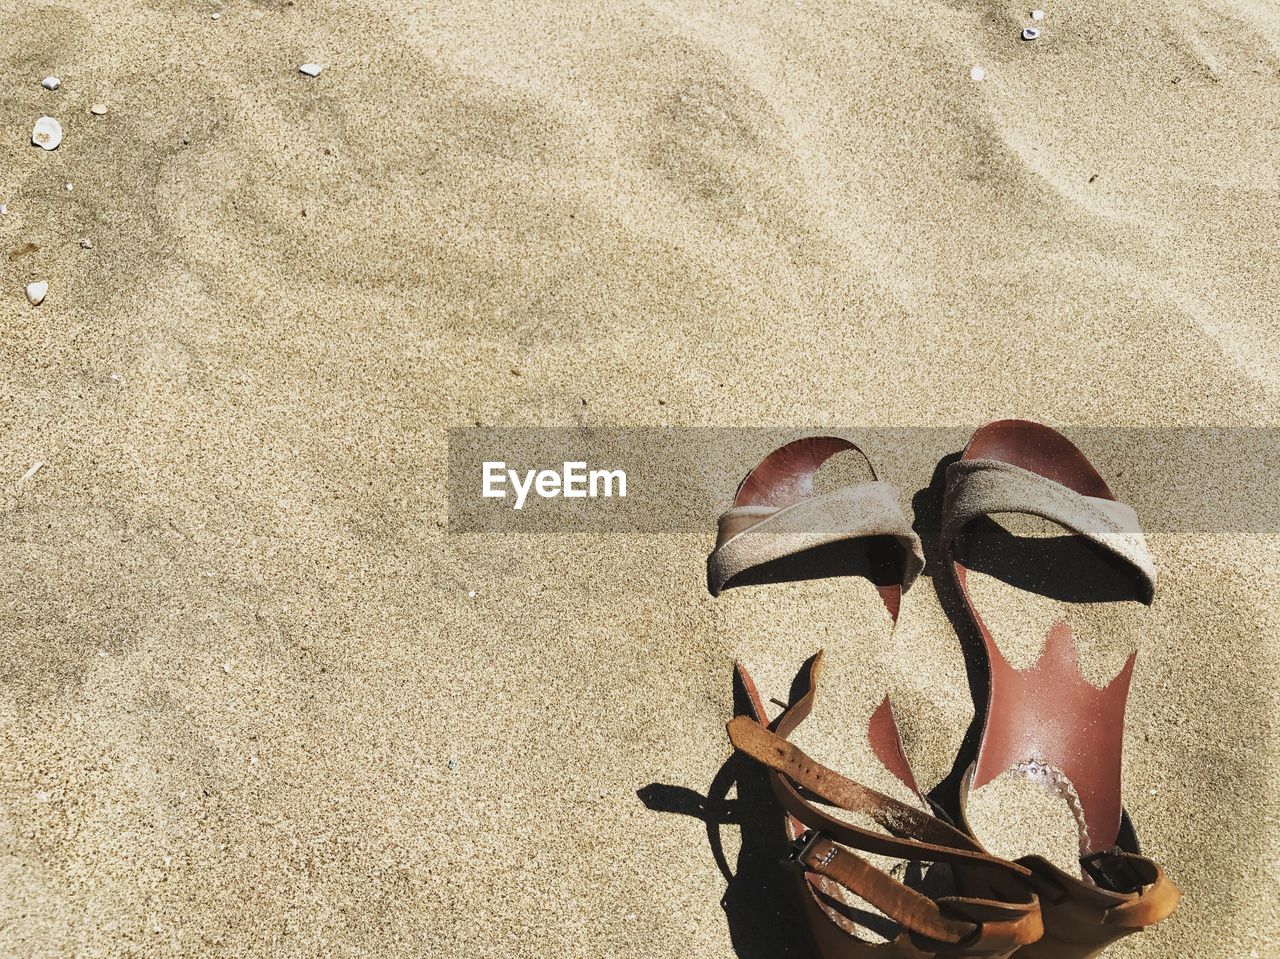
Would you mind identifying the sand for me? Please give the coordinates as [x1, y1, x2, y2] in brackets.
[1, 0, 1278, 956]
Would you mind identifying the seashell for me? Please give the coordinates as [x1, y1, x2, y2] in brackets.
[80, 238, 94, 249]
[970, 65, 986, 81]
[90, 103, 108, 115]
[299, 63, 324, 77]
[1031, 9, 1045, 19]
[1022, 27, 1041, 40]
[211, 12, 221, 19]
[31, 116, 62, 150]
[25, 281, 48, 305]
[0, 204, 7, 215]
[41, 76, 61, 90]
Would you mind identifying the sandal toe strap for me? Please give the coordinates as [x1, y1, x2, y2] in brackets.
[941, 458, 1156, 601]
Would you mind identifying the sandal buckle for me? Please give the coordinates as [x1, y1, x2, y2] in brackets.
[782, 829, 823, 871]
[1082, 849, 1144, 892]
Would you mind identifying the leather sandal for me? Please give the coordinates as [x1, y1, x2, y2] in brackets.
[939, 419, 1179, 958]
[711, 437, 1043, 956]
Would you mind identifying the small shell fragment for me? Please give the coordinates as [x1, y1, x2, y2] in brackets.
[31, 116, 62, 150]
[1031, 9, 1045, 19]
[64, 182, 73, 192]
[25, 281, 48, 305]
[211, 12, 221, 19]
[299, 63, 324, 77]
[970, 65, 986, 81]
[90, 103, 108, 115]
[41, 76, 61, 91]
[1022, 27, 1041, 40]
[80, 238, 94, 249]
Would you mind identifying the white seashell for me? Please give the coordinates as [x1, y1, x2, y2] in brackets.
[0, 204, 6, 215]
[25, 281, 48, 305]
[211, 12, 221, 19]
[970, 65, 986, 81]
[1031, 9, 1045, 19]
[1022, 27, 1041, 40]
[80, 238, 93, 249]
[31, 116, 62, 150]
[64, 182, 73, 191]
[299, 63, 324, 77]
[41, 76, 61, 91]
[90, 103, 108, 115]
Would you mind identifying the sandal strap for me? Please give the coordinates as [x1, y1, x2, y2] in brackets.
[728, 660, 1041, 949]
[1092, 855, 1180, 928]
[709, 482, 924, 596]
[709, 437, 924, 597]
[788, 831, 1010, 947]
[940, 458, 1155, 601]
[731, 656, 1029, 876]
[790, 833, 1042, 950]
[728, 716, 1029, 877]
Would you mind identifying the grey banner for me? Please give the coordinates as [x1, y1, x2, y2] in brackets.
[447, 427, 1280, 533]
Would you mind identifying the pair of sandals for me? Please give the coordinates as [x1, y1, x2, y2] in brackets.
[707, 420, 1179, 959]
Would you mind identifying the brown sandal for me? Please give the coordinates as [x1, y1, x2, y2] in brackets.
[939, 420, 1179, 957]
[711, 437, 1043, 956]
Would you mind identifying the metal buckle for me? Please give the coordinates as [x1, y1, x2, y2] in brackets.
[1082, 849, 1144, 892]
[782, 829, 823, 871]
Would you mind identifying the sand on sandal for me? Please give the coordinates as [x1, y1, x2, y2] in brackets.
[966, 773, 1083, 870]
[959, 512, 1153, 872]
[1, 0, 1278, 957]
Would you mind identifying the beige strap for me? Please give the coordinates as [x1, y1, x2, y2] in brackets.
[941, 458, 1156, 600]
[709, 481, 925, 596]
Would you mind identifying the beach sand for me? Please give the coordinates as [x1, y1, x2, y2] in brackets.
[2, 0, 1278, 955]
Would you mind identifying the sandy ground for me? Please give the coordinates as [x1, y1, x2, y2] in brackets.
[2, 0, 1279, 956]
